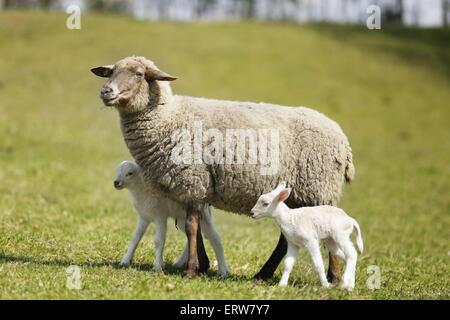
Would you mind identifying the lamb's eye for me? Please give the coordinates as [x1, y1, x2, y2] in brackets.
[127, 172, 133, 176]
[135, 71, 144, 77]
[263, 202, 269, 207]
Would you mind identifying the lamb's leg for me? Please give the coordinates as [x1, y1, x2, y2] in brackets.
[183, 207, 201, 277]
[119, 217, 150, 267]
[173, 219, 188, 268]
[339, 239, 357, 290]
[305, 240, 330, 288]
[153, 216, 167, 272]
[254, 232, 288, 280]
[173, 243, 188, 268]
[201, 213, 228, 278]
[279, 242, 299, 287]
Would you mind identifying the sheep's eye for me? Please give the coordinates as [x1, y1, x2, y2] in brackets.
[135, 71, 144, 77]
[126, 172, 133, 176]
[263, 202, 270, 207]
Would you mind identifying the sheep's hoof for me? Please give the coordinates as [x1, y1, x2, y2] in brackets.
[182, 269, 199, 278]
[198, 261, 210, 275]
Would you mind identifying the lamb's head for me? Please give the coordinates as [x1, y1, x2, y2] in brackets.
[251, 181, 291, 219]
[91, 56, 177, 113]
[114, 160, 142, 190]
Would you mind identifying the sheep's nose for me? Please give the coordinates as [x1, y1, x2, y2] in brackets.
[101, 86, 113, 95]
[114, 180, 121, 188]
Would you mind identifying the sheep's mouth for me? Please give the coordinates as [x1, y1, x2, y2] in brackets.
[102, 96, 119, 106]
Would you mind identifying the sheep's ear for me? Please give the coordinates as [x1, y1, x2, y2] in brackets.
[145, 68, 177, 82]
[90, 65, 114, 78]
[277, 188, 291, 202]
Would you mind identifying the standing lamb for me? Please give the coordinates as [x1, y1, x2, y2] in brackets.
[114, 160, 228, 277]
[91, 56, 355, 279]
[251, 182, 363, 290]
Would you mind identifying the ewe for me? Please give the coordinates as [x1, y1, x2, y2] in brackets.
[92, 56, 355, 279]
[114, 161, 228, 277]
[251, 182, 363, 290]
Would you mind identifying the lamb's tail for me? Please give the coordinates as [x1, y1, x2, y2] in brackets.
[351, 218, 364, 253]
[345, 145, 355, 184]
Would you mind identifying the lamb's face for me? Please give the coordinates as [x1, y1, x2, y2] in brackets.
[251, 181, 291, 219]
[114, 161, 140, 190]
[251, 193, 277, 220]
[91, 56, 176, 113]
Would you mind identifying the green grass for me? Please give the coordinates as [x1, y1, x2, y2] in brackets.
[0, 11, 449, 299]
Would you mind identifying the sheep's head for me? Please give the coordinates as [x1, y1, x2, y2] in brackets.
[114, 160, 141, 190]
[251, 181, 291, 219]
[91, 56, 176, 113]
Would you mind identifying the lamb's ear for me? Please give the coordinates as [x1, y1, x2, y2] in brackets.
[276, 181, 287, 189]
[277, 188, 292, 202]
[145, 68, 177, 82]
[90, 65, 114, 78]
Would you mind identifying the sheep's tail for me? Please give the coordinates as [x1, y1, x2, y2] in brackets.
[344, 144, 355, 184]
[351, 218, 364, 253]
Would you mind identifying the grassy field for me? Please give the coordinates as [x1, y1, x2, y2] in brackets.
[0, 11, 449, 299]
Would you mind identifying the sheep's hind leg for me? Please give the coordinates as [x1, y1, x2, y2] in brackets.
[254, 232, 288, 280]
[326, 252, 341, 284]
[183, 207, 201, 278]
[197, 222, 210, 274]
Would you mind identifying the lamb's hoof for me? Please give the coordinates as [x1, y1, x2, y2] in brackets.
[119, 261, 131, 268]
[322, 282, 331, 289]
[182, 269, 199, 278]
[341, 284, 354, 291]
[218, 269, 228, 278]
[152, 265, 163, 272]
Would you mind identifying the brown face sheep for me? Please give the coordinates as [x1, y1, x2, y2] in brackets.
[91, 56, 355, 279]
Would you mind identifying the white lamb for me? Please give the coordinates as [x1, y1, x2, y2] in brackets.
[114, 160, 228, 277]
[251, 182, 363, 290]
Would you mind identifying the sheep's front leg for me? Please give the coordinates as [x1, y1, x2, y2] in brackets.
[183, 207, 201, 277]
[153, 217, 167, 272]
[279, 242, 299, 287]
[119, 217, 150, 267]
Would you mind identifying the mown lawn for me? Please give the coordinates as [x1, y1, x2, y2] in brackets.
[0, 11, 449, 299]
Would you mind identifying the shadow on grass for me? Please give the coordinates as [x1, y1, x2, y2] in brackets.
[0, 253, 272, 283]
[0, 253, 335, 291]
[308, 23, 450, 79]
